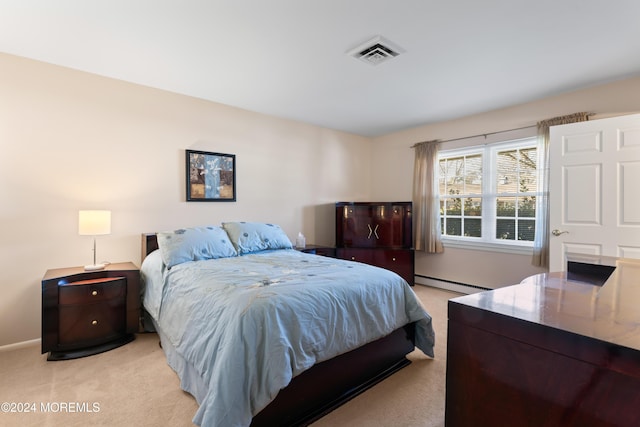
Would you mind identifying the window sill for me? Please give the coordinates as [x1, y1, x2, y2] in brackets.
[441, 238, 533, 255]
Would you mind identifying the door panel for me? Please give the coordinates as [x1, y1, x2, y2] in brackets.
[562, 164, 601, 225]
[562, 242, 602, 257]
[620, 161, 640, 224]
[549, 114, 640, 271]
[620, 247, 640, 259]
[373, 204, 406, 247]
[338, 205, 375, 247]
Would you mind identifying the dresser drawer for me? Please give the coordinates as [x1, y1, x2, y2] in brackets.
[375, 248, 413, 267]
[336, 248, 375, 264]
[59, 277, 126, 305]
[58, 301, 126, 347]
[375, 249, 414, 285]
[337, 248, 414, 285]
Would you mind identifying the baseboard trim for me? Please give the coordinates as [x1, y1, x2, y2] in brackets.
[415, 275, 490, 295]
[0, 338, 40, 353]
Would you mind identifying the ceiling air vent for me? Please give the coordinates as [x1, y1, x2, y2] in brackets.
[348, 36, 404, 66]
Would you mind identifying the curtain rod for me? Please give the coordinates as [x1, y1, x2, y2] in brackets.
[410, 124, 535, 148]
[410, 113, 595, 148]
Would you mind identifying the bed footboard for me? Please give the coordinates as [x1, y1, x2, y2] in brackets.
[251, 322, 416, 427]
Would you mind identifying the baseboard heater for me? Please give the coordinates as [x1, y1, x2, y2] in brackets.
[415, 275, 490, 295]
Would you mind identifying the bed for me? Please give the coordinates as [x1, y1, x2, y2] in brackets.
[140, 223, 435, 427]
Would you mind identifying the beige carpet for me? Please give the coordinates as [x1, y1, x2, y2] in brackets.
[0, 285, 456, 427]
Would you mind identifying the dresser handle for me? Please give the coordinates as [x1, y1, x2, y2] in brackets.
[351, 256, 356, 260]
[91, 320, 98, 325]
[392, 257, 396, 261]
[91, 290, 98, 296]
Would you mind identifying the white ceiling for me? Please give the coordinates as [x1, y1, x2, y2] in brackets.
[2, 0, 640, 137]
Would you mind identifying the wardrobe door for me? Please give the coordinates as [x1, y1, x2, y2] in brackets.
[338, 204, 376, 248]
[389, 204, 409, 247]
[369, 204, 392, 247]
[402, 203, 413, 248]
[373, 203, 413, 248]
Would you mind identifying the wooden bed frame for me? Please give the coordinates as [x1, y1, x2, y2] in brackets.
[141, 233, 416, 426]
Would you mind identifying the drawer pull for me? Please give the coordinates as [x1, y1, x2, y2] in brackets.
[392, 257, 396, 261]
[91, 290, 98, 296]
[351, 256, 356, 260]
[91, 320, 98, 325]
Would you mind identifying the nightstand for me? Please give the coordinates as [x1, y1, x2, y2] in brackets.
[296, 244, 336, 258]
[41, 262, 140, 361]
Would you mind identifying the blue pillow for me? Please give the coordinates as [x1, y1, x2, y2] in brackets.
[157, 226, 237, 268]
[222, 222, 292, 254]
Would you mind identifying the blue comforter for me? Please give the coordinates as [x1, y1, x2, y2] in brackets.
[142, 249, 435, 427]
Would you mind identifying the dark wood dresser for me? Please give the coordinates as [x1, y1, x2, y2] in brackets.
[41, 262, 140, 361]
[445, 257, 640, 426]
[335, 202, 414, 285]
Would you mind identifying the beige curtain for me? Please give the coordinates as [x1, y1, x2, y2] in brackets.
[532, 112, 590, 267]
[413, 140, 444, 253]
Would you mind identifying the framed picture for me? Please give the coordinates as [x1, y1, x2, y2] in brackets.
[186, 149, 236, 201]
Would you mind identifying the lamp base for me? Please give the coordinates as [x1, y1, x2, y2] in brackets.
[84, 263, 106, 271]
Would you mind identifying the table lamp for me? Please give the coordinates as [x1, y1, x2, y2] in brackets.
[78, 210, 111, 271]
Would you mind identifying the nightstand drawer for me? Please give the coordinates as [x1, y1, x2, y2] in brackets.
[58, 301, 126, 347]
[59, 277, 126, 305]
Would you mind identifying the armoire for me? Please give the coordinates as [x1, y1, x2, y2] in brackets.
[335, 201, 414, 285]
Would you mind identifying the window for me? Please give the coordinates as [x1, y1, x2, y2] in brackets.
[438, 138, 538, 250]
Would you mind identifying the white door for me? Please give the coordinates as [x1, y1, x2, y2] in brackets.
[549, 113, 640, 272]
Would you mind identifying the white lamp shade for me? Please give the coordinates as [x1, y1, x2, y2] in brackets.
[78, 210, 111, 236]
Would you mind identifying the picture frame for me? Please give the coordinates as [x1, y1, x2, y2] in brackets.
[186, 149, 236, 202]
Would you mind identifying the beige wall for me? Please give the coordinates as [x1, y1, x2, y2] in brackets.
[371, 76, 640, 288]
[0, 53, 371, 347]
